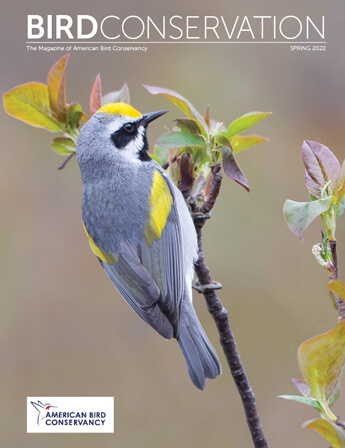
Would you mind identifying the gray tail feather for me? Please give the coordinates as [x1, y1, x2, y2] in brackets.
[177, 317, 222, 390]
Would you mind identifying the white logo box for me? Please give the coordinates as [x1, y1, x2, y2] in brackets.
[27, 397, 114, 433]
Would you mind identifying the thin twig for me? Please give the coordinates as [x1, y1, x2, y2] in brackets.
[329, 239, 345, 320]
[188, 164, 269, 448]
[58, 153, 75, 170]
[329, 239, 339, 281]
[162, 154, 177, 170]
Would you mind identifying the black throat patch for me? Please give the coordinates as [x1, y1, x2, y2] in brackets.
[138, 134, 151, 162]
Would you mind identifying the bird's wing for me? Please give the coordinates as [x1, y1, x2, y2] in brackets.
[101, 242, 174, 340]
[31, 402, 43, 412]
[85, 218, 174, 338]
[138, 169, 185, 336]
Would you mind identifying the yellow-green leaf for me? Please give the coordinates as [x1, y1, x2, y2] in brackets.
[81, 112, 90, 123]
[47, 54, 69, 123]
[231, 134, 268, 153]
[66, 103, 82, 130]
[51, 137, 76, 155]
[303, 419, 345, 448]
[3, 82, 63, 132]
[327, 281, 345, 300]
[220, 111, 271, 140]
[298, 321, 345, 421]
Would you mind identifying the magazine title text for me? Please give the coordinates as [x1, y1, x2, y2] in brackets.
[27, 15, 325, 42]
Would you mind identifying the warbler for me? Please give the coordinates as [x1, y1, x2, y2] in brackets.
[76, 102, 221, 390]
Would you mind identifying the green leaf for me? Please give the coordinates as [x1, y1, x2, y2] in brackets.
[283, 197, 332, 242]
[175, 118, 201, 135]
[337, 197, 345, 217]
[278, 395, 324, 413]
[66, 103, 82, 130]
[303, 419, 345, 448]
[220, 111, 271, 140]
[47, 54, 69, 123]
[51, 137, 76, 155]
[143, 85, 209, 138]
[231, 134, 268, 153]
[222, 146, 250, 192]
[298, 321, 345, 421]
[335, 160, 345, 214]
[152, 145, 168, 165]
[302, 141, 341, 199]
[102, 83, 130, 105]
[3, 82, 63, 132]
[157, 131, 206, 149]
[215, 132, 231, 148]
[188, 146, 211, 168]
[327, 281, 345, 300]
[90, 74, 102, 115]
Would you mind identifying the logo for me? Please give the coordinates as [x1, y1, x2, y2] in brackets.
[31, 400, 57, 425]
[27, 397, 114, 433]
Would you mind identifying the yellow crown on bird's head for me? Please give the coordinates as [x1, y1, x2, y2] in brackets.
[97, 102, 142, 118]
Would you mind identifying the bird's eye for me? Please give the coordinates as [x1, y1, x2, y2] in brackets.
[124, 122, 135, 133]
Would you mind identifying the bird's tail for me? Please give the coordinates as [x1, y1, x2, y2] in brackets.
[177, 304, 221, 390]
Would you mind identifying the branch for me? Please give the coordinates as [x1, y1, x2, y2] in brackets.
[189, 164, 269, 448]
[336, 418, 345, 430]
[329, 239, 345, 320]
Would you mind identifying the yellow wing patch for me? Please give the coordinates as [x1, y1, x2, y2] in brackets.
[97, 102, 142, 118]
[83, 224, 118, 265]
[145, 171, 173, 247]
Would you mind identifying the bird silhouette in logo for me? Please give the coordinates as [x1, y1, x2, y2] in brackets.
[31, 401, 57, 425]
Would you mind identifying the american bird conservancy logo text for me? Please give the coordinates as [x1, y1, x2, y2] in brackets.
[27, 397, 114, 433]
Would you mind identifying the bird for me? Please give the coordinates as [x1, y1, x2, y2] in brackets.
[31, 401, 56, 425]
[76, 102, 221, 390]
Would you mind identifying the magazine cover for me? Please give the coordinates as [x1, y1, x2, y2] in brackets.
[1, 1, 345, 447]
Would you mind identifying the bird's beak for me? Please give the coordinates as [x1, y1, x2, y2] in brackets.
[141, 110, 169, 127]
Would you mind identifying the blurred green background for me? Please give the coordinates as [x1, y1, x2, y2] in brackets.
[1, 0, 344, 447]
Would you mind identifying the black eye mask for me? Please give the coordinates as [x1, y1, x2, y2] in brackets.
[110, 120, 151, 162]
[111, 121, 140, 149]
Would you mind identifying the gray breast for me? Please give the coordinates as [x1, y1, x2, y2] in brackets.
[82, 162, 155, 254]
